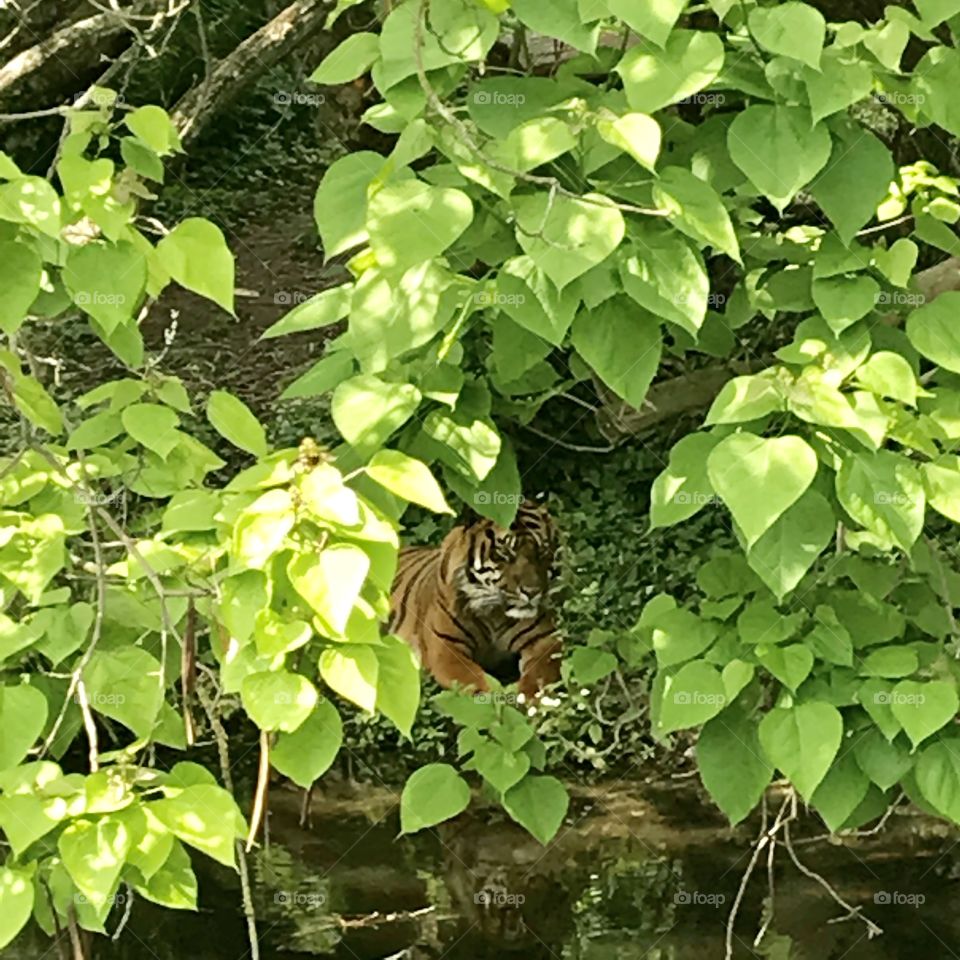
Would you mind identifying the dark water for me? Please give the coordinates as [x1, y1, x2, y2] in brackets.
[8, 780, 960, 959]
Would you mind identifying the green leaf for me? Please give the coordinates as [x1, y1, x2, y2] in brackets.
[281, 351, 355, 401]
[367, 180, 473, 274]
[810, 128, 893, 243]
[924, 455, 960, 523]
[810, 751, 870, 832]
[811, 275, 879, 335]
[707, 433, 818, 547]
[570, 296, 661, 409]
[914, 46, 960, 138]
[854, 728, 912, 790]
[658, 659, 727, 733]
[835, 451, 924, 551]
[125, 105, 181, 156]
[0, 866, 34, 950]
[915, 0, 960, 26]
[157, 218, 235, 314]
[608, 0, 685, 46]
[375, 636, 420, 736]
[728, 105, 831, 212]
[855, 352, 918, 405]
[0, 793, 67, 856]
[804, 607, 854, 667]
[619, 227, 709, 337]
[241, 671, 318, 733]
[495, 256, 580, 346]
[697, 705, 772, 824]
[271, 697, 343, 787]
[652, 166, 740, 261]
[890, 680, 958, 748]
[759, 701, 843, 800]
[121, 402, 180, 458]
[261, 285, 351, 339]
[756, 643, 813, 691]
[650, 432, 722, 528]
[705, 375, 784, 425]
[206, 390, 267, 458]
[0, 176, 61, 237]
[513, 192, 624, 290]
[83, 647, 163, 740]
[859, 646, 919, 679]
[746, 489, 834, 600]
[617, 30, 724, 113]
[423, 407, 501, 481]
[652, 608, 717, 667]
[352, 263, 457, 374]
[915, 739, 960, 823]
[596, 112, 661, 172]
[367, 449, 452, 513]
[319, 644, 379, 712]
[289, 546, 370, 636]
[132, 839, 197, 910]
[859, 679, 902, 741]
[907, 291, 960, 374]
[0, 239, 42, 334]
[63, 241, 147, 333]
[803, 51, 874, 125]
[149, 785, 243, 867]
[570, 647, 619, 685]
[749, 2, 825, 69]
[400, 763, 471, 833]
[473, 738, 530, 793]
[59, 816, 131, 917]
[509, 0, 599, 52]
[331, 375, 421, 452]
[491, 116, 577, 172]
[502, 774, 568, 844]
[316, 152, 389, 257]
[310, 33, 380, 84]
[0, 684, 49, 771]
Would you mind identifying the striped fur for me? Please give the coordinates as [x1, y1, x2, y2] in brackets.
[390, 502, 561, 698]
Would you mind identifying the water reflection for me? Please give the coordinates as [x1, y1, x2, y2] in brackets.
[7, 780, 959, 959]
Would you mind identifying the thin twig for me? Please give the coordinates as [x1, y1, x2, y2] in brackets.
[246, 730, 271, 852]
[196, 680, 260, 960]
[782, 795, 883, 938]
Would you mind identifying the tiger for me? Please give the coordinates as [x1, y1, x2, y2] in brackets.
[389, 500, 562, 700]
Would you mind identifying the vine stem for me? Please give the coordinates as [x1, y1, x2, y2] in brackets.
[197, 676, 260, 960]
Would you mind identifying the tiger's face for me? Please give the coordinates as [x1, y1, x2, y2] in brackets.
[451, 502, 556, 620]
